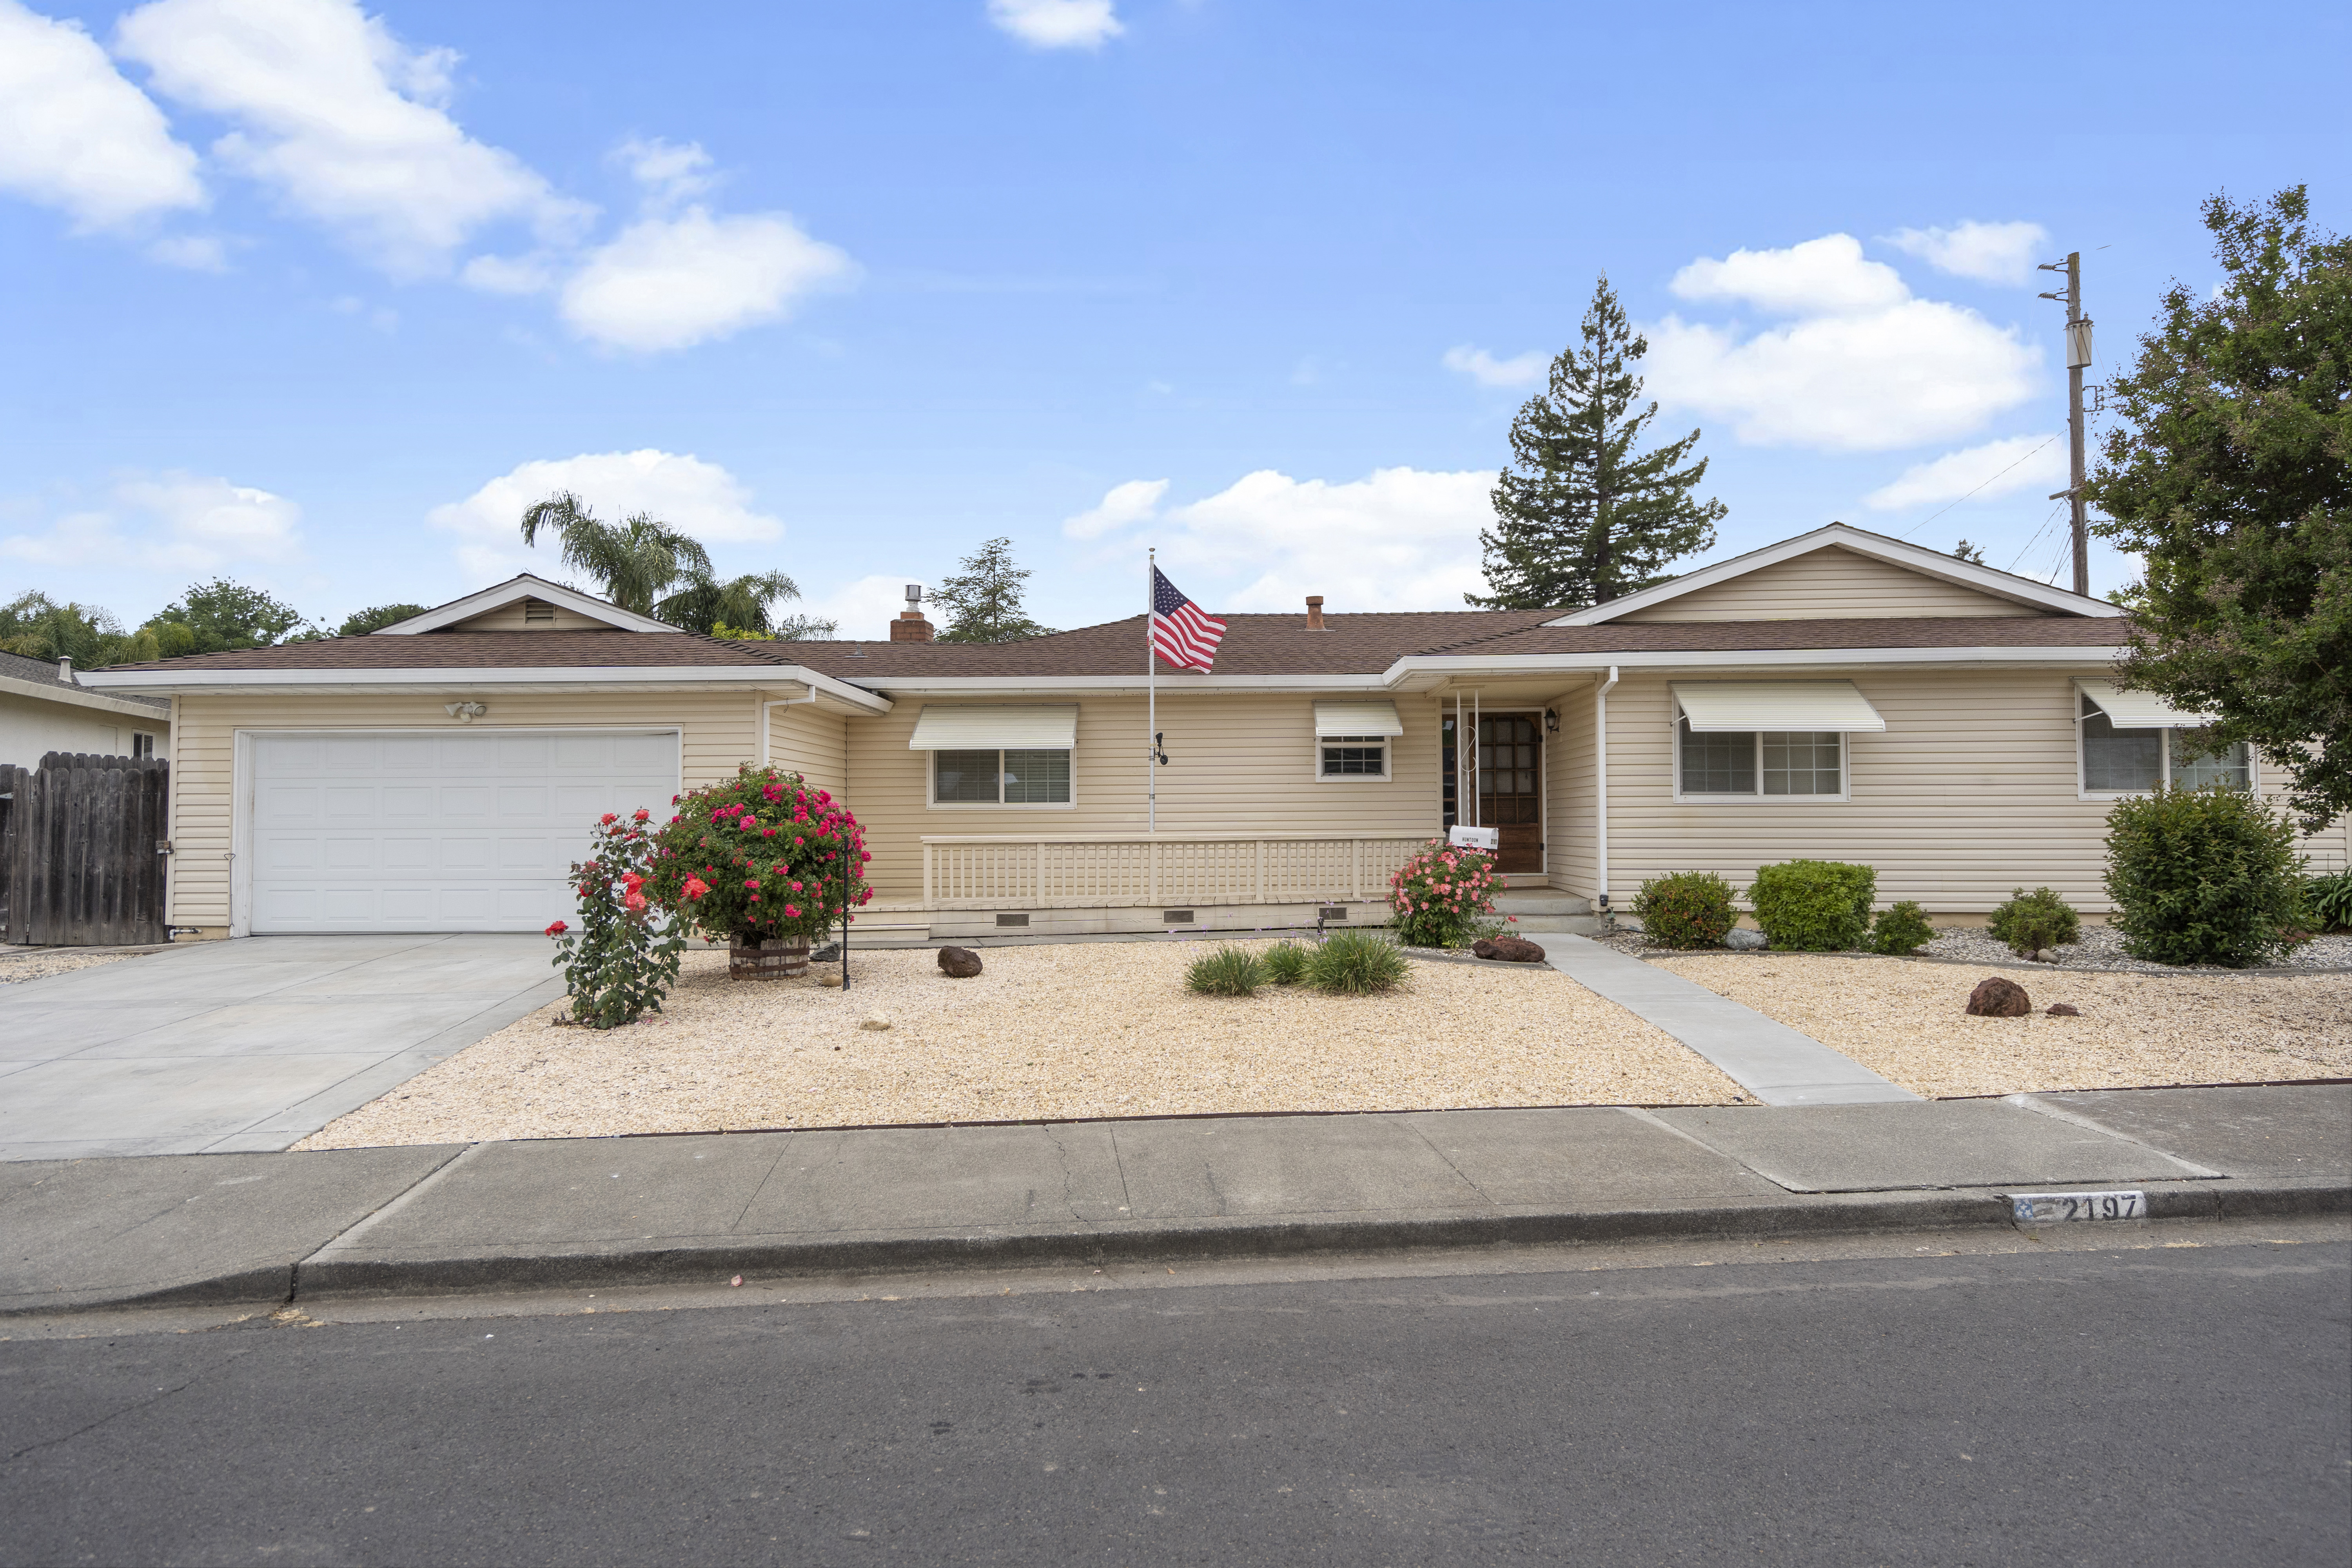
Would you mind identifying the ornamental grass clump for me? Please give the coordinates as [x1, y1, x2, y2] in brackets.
[1388, 839, 1504, 948]
[1632, 871, 1737, 949]
[644, 766, 873, 954]
[2304, 871, 2352, 933]
[1307, 929, 1409, 995]
[1868, 899, 1937, 956]
[1261, 942, 1309, 985]
[547, 808, 687, 1029]
[2104, 784, 2306, 967]
[1988, 886, 2080, 960]
[1185, 944, 1264, 996]
[1745, 860, 1877, 952]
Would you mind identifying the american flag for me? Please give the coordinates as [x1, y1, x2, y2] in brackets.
[1151, 567, 1226, 672]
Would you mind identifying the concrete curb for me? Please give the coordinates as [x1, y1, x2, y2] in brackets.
[275, 1175, 2343, 1306]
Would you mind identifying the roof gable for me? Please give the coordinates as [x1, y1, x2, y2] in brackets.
[375, 574, 674, 635]
[1549, 524, 2125, 626]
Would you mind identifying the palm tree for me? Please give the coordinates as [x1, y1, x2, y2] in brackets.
[517, 493, 832, 637]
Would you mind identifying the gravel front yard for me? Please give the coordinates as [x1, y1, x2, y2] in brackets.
[298, 940, 1744, 1149]
[1650, 952, 2352, 1098]
[0, 949, 145, 985]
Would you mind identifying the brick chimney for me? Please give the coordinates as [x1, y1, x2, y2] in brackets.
[889, 583, 934, 642]
[1305, 595, 1326, 630]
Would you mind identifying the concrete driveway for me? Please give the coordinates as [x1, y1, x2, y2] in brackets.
[0, 935, 564, 1161]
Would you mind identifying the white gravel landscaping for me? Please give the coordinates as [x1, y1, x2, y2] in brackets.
[297, 939, 1748, 1149]
[0, 949, 146, 985]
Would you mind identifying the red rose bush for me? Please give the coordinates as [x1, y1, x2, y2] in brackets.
[645, 766, 872, 955]
[548, 807, 687, 1028]
[1388, 838, 1508, 949]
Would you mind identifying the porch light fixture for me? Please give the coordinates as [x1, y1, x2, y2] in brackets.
[444, 701, 488, 723]
[1543, 707, 1559, 734]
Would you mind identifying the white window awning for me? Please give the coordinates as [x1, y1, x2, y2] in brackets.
[1671, 681, 1886, 733]
[2077, 679, 2215, 728]
[907, 704, 1079, 750]
[1313, 699, 1404, 738]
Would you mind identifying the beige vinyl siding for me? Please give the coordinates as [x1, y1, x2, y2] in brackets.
[847, 692, 1443, 902]
[166, 689, 766, 930]
[1620, 546, 2049, 621]
[440, 603, 624, 632]
[768, 701, 847, 793]
[1545, 684, 1597, 895]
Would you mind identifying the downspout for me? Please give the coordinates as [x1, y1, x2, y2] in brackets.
[1593, 666, 1618, 913]
[760, 690, 818, 768]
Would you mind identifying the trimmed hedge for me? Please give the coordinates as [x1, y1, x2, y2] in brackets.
[1989, 887, 2081, 960]
[2105, 785, 2305, 967]
[1746, 860, 1877, 951]
[1632, 871, 1737, 949]
[1869, 900, 1936, 956]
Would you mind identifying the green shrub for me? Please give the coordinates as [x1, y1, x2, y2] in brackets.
[1745, 860, 1877, 951]
[1306, 929, 1409, 995]
[2303, 870, 2352, 933]
[1988, 887, 2081, 959]
[1185, 944, 1264, 996]
[2104, 785, 2306, 967]
[1262, 943, 1309, 985]
[1632, 871, 1737, 949]
[1869, 900, 1937, 956]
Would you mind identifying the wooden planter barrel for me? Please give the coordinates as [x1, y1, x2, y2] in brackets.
[729, 936, 811, 980]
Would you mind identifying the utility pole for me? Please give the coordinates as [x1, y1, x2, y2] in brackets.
[2038, 251, 2094, 596]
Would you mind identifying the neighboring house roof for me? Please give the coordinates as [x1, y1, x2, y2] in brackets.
[98, 632, 799, 672]
[374, 573, 674, 634]
[1551, 522, 2125, 625]
[0, 649, 170, 717]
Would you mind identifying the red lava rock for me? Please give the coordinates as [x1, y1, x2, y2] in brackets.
[1474, 935, 1547, 964]
[2046, 1002, 2081, 1017]
[936, 945, 984, 978]
[1966, 976, 2032, 1017]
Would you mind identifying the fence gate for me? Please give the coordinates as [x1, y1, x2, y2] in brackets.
[0, 753, 170, 947]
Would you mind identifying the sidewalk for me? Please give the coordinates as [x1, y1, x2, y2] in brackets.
[3, 1085, 2343, 1316]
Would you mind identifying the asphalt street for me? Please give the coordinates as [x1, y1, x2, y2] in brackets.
[4, 1233, 2346, 1566]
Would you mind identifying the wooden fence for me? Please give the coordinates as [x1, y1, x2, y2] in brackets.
[0, 753, 170, 946]
[920, 832, 1431, 910]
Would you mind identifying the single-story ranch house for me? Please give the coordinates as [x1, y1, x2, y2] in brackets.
[84, 523, 2350, 941]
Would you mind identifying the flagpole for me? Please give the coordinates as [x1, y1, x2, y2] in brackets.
[1146, 546, 1156, 835]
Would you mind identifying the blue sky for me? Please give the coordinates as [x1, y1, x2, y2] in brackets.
[2, 0, 2343, 639]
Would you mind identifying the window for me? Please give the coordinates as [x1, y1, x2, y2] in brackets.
[933, 747, 1071, 805]
[1677, 719, 1843, 799]
[130, 732, 156, 760]
[2078, 694, 2249, 793]
[1320, 736, 1387, 778]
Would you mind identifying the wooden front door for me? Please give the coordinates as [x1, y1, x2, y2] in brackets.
[1477, 714, 1543, 873]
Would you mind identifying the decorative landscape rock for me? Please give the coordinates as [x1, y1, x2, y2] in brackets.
[1473, 935, 1548, 963]
[937, 946, 984, 979]
[1725, 928, 1768, 951]
[1965, 976, 2033, 1017]
[860, 1011, 892, 1031]
[2046, 1002, 2081, 1017]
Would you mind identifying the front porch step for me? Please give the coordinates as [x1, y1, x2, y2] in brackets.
[1491, 891, 1592, 916]
[1504, 913, 1608, 936]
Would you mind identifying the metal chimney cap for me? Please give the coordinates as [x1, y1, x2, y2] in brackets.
[904, 584, 923, 604]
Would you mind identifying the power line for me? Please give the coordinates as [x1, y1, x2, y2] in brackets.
[1896, 435, 2061, 541]
[2008, 499, 2067, 574]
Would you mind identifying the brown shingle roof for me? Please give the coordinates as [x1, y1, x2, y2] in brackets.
[1416, 615, 2128, 659]
[97, 631, 801, 673]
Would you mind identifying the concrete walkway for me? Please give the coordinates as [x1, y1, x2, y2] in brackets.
[0, 935, 564, 1162]
[4, 1085, 2342, 1316]
[1542, 933, 1918, 1105]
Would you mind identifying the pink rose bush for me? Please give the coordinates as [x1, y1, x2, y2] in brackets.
[1388, 838, 1504, 948]
[645, 765, 872, 959]
[548, 808, 687, 1029]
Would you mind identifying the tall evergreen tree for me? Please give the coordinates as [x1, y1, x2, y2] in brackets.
[932, 537, 1056, 642]
[1469, 276, 1725, 609]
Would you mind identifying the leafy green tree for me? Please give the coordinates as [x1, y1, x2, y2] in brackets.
[0, 592, 157, 666]
[517, 492, 825, 636]
[337, 603, 430, 637]
[1952, 539, 1987, 564]
[2085, 187, 2350, 829]
[1470, 275, 1725, 609]
[142, 579, 309, 656]
[931, 537, 1056, 642]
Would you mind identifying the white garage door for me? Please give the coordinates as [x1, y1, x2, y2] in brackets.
[249, 730, 681, 933]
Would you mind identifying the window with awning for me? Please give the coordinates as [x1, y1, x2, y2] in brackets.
[1313, 700, 1401, 780]
[1671, 682, 1878, 800]
[913, 706, 1078, 806]
[2074, 680, 2214, 728]
[1312, 699, 1404, 737]
[2076, 683, 2245, 793]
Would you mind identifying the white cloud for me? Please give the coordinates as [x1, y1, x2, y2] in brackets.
[1107, 467, 1498, 612]
[427, 449, 783, 581]
[0, 0, 203, 229]
[1442, 344, 1547, 389]
[1062, 478, 1169, 540]
[149, 232, 229, 270]
[115, 0, 590, 278]
[800, 573, 916, 641]
[559, 207, 855, 352]
[459, 252, 554, 294]
[988, 0, 1123, 49]
[615, 136, 715, 205]
[1644, 232, 2041, 452]
[1883, 220, 2049, 286]
[1863, 434, 2065, 511]
[0, 472, 301, 572]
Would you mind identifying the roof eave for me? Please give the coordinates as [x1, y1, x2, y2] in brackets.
[78, 663, 894, 713]
[1380, 644, 2129, 684]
